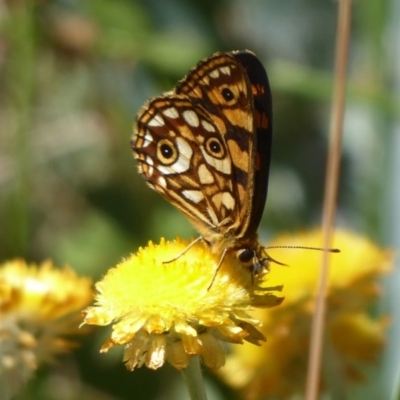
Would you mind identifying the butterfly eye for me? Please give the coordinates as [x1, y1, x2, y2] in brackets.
[237, 248, 254, 263]
[157, 139, 178, 165]
[221, 87, 234, 102]
[205, 137, 225, 159]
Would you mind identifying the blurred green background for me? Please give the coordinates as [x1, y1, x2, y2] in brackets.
[1, 0, 399, 399]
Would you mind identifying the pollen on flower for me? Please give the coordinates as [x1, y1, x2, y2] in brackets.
[82, 237, 283, 371]
[0, 259, 93, 398]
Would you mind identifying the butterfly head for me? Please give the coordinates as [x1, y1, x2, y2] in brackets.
[236, 243, 272, 278]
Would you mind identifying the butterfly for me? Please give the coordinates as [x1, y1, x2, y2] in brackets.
[131, 50, 274, 280]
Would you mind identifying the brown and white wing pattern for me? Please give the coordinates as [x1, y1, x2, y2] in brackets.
[133, 95, 238, 234]
[132, 50, 272, 268]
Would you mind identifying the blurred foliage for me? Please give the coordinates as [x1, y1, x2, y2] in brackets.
[0, 0, 398, 399]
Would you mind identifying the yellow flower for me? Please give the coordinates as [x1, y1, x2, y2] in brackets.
[218, 229, 393, 400]
[83, 237, 283, 371]
[0, 259, 92, 399]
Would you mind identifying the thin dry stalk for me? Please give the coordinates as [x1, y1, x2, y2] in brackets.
[305, 1, 352, 399]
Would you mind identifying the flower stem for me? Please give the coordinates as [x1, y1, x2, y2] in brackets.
[181, 356, 208, 400]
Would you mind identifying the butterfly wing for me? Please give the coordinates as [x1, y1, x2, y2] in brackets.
[231, 50, 272, 237]
[133, 95, 237, 233]
[132, 51, 272, 248]
[176, 50, 272, 240]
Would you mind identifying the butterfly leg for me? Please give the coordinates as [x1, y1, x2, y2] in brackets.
[162, 236, 204, 264]
[207, 248, 228, 290]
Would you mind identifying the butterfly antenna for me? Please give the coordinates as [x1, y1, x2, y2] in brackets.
[266, 245, 340, 253]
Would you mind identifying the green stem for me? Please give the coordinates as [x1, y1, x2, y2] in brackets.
[4, 2, 35, 256]
[181, 356, 208, 400]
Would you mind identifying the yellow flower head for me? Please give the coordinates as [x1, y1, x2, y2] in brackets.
[83, 238, 283, 371]
[0, 259, 93, 398]
[218, 229, 393, 399]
